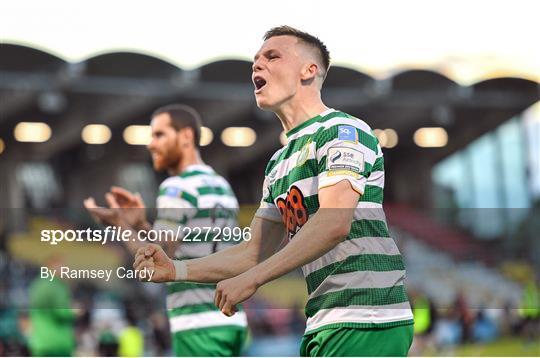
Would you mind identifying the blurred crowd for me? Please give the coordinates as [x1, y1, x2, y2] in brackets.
[409, 286, 539, 355]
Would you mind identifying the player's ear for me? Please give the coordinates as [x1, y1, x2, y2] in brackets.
[300, 63, 318, 81]
[179, 127, 195, 148]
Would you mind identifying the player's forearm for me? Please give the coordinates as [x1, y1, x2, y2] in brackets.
[247, 210, 349, 288]
[122, 226, 147, 255]
[165, 216, 283, 283]
[178, 216, 284, 283]
[183, 241, 258, 283]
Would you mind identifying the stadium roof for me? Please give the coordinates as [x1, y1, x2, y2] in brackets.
[0, 42, 538, 208]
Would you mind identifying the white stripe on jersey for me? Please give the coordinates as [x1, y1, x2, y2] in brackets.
[305, 303, 413, 333]
[169, 311, 248, 333]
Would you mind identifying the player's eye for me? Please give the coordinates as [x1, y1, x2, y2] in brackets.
[266, 52, 279, 60]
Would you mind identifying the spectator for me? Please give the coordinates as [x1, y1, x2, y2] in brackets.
[118, 309, 144, 357]
[28, 255, 76, 356]
[98, 329, 118, 357]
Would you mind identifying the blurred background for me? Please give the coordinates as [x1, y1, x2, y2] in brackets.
[1, 0, 539, 356]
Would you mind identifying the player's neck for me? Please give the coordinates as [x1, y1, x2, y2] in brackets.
[274, 92, 328, 133]
[169, 149, 204, 176]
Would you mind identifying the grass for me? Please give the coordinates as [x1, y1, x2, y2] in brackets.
[424, 337, 540, 356]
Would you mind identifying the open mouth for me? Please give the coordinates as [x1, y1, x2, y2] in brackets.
[253, 76, 267, 92]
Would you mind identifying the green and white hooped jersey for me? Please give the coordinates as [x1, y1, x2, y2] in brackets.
[154, 164, 247, 334]
[256, 109, 414, 335]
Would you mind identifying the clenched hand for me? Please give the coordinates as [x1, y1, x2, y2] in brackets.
[215, 273, 259, 316]
[133, 244, 175, 283]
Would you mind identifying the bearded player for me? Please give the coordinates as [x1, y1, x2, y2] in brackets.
[134, 27, 414, 356]
[84, 104, 247, 356]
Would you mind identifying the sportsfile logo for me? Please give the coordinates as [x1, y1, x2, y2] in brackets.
[41, 226, 132, 245]
[40, 226, 252, 245]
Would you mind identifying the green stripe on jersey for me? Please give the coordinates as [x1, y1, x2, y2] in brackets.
[168, 303, 244, 318]
[179, 170, 211, 178]
[373, 156, 384, 171]
[181, 191, 198, 206]
[349, 219, 390, 238]
[197, 186, 233, 196]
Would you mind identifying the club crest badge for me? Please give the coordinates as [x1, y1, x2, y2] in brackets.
[296, 140, 312, 167]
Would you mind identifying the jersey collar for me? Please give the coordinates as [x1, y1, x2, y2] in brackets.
[286, 108, 335, 138]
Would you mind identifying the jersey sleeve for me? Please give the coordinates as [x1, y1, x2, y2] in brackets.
[316, 123, 379, 195]
[255, 165, 282, 223]
[153, 181, 198, 231]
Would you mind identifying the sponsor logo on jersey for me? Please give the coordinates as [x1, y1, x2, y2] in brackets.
[276, 185, 308, 238]
[327, 146, 364, 174]
[338, 125, 358, 142]
[330, 150, 342, 163]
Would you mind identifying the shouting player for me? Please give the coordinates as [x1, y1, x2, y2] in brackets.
[134, 27, 414, 356]
[84, 104, 247, 356]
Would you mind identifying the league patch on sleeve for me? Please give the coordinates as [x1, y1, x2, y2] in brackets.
[327, 146, 364, 175]
[164, 187, 181, 197]
[337, 125, 358, 142]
